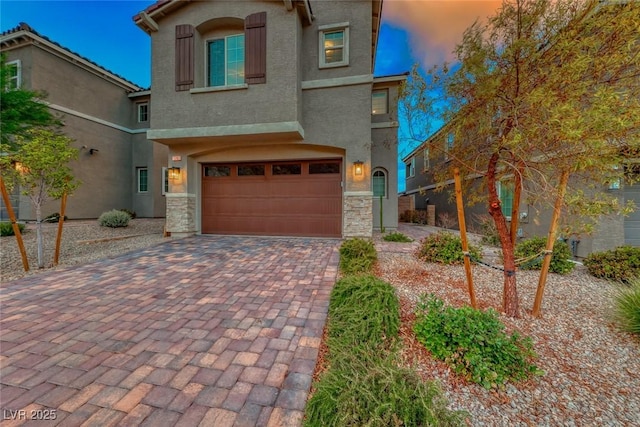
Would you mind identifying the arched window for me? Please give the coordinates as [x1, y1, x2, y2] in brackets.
[372, 169, 387, 198]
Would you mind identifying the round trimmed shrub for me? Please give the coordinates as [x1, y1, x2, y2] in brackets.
[515, 236, 575, 274]
[584, 246, 640, 283]
[98, 209, 130, 228]
[417, 231, 482, 265]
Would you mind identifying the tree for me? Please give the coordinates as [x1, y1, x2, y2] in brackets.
[1, 129, 79, 268]
[404, 0, 640, 317]
[0, 54, 60, 148]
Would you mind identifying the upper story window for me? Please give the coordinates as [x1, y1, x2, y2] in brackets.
[137, 102, 149, 123]
[208, 34, 245, 87]
[406, 157, 416, 178]
[444, 132, 455, 160]
[423, 148, 430, 171]
[319, 23, 350, 68]
[5, 60, 21, 90]
[175, 12, 266, 92]
[372, 90, 388, 115]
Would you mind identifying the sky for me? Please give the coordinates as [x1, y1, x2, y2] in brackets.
[0, 0, 502, 189]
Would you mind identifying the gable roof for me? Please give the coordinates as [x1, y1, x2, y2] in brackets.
[0, 22, 144, 92]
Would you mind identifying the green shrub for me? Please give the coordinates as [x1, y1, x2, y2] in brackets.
[98, 209, 130, 228]
[515, 236, 575, 274]
[0, 221, 25, 237]
[305, 275, 467, 427]
[383, 231, 413, 243]
[414, 295, 542, 389]
[327, 275, 400, 353]
[584, 246, 640, 283]
[611, 278, 640, 336]
[43, 212, 68, 223]
[339, 238, 377, 275]
[417, 231, 482, 265]
[118, 208, 137, 219]
[305, 353, 467, 427]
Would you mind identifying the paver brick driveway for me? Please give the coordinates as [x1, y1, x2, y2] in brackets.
[0, 235, 340, 426]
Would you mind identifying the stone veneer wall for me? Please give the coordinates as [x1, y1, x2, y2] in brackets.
[344, 193, 373, 238]
[166, 194, 196, 235]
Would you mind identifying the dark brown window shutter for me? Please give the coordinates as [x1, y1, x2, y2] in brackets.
[175, 24, 194, 91]
[245, 12, 266, 85]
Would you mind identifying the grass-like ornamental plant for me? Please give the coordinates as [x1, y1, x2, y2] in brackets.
[414, 295, 542, 389]
[383, 231, 413, 242]
[611, 278, 640, 336]
[515, 236, 575, 274]
[305, 275, 467, 427]
[339, 237, 377, 275]
[305, 352, 467, 427]
[584, 246, 640, 284]
[98, 209, 130, 228]
[417, 231, 482, 265]
[0, 221, 25, 237]
[327, 275, 400, 352]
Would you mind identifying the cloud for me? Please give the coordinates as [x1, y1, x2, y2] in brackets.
[383, 0, 502, 68]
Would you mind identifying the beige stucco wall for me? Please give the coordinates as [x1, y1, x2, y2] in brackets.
[149, 1, 300, 131]
[147, 1, 384, 238]
[2, 44, 165, 220]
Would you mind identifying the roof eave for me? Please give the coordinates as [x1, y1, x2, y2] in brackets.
[0, 29, 143, 92]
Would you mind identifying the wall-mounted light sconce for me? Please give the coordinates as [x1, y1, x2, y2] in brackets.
[168, 166, 181, 180]
[353, 160, 364, 176]
[89, 148, 99, 155]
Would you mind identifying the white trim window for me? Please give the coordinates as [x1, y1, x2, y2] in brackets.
[5, 60, 21, 90]
[372, 169, 387, 198]
[137, 167, 149, 193]
[137, 102, 149, 123]
[423, 148, 430, 171]
[207, 33, 245, 87]
[319, 23, 349, 68]
[406, 157, 416, 178]
[161, 167, 169, 195]
[444, 132, 455, 161]
[372, 89, 388, 115]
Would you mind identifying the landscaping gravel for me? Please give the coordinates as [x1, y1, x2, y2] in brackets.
[1, 218, 166, 282]
[375, 223, 640, 427]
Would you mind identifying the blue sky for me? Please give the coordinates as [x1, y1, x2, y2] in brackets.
[0, 0, 500, 190]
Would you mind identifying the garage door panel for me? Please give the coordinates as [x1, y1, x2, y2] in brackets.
[202, 160, 342, 237]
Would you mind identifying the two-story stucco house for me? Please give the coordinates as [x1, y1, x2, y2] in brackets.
[401, 126, 640, 258]
[0, 23, 168, 221]
[133, 0, 405, 238]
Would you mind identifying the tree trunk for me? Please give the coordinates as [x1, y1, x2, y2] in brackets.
[487, 152, 520, 317]
[36, 203, 44, 269]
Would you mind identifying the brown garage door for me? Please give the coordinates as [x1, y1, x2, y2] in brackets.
[202, 160, 342, 237]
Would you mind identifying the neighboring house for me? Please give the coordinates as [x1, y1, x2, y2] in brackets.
[401, 126, 639, 258]
[133, 0, 405, 238]
[0, 23, 168, 220]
